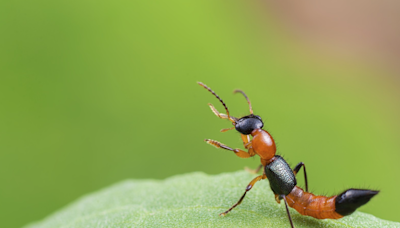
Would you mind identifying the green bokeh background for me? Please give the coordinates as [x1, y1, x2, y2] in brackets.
[1, 1, 399, 227]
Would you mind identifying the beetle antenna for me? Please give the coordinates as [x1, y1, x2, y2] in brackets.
[198, 82, 235, 123]
[233, 89, 253, 114]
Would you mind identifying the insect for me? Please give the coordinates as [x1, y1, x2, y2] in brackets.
[198, 82, 379, 228]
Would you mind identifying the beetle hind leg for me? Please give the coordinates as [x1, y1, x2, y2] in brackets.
[283, 195, 295, 228]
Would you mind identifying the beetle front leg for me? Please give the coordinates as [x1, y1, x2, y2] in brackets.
[205, 139, 255, 158]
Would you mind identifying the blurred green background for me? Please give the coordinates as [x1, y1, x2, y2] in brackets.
[1, 1, 400, 227]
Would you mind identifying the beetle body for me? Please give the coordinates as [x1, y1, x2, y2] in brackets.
[198, 82, 378, 228]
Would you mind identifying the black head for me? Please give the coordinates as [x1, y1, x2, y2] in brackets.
[198, 82, 262, 134]
[235, 114, 264, 135]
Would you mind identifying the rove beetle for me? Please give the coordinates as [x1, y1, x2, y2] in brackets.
[198, 82, 378, 228]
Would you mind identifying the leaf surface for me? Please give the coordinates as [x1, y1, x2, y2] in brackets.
[25, 171, 399, 228]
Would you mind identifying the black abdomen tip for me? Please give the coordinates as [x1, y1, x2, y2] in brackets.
[335, 189, 379, 216]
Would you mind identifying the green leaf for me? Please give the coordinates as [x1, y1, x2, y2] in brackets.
[25, 171, 399, 228]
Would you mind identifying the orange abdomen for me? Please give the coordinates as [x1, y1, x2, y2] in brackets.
[286, 186, 343, 219]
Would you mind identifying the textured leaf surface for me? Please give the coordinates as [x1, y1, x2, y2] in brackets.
[25, 171, 399, 228]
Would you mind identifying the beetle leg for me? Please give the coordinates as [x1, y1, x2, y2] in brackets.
[245, 164, 263, 174]
[293, 162, 308, 192]
[205, 139, 255, 158]
[220, 174, 267, 216]
[275, 194, 281, 204]
[283, 195, 295, 228]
